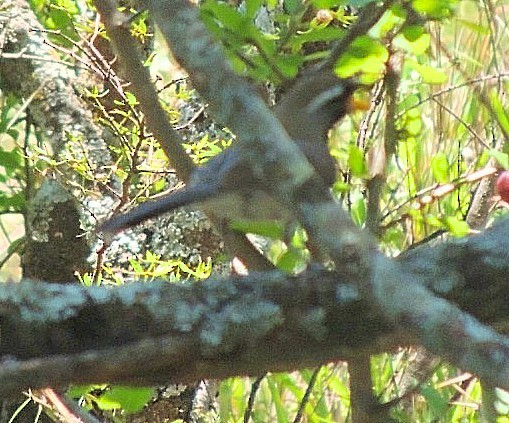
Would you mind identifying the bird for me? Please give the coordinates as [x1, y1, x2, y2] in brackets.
[100, 69, 358, 234]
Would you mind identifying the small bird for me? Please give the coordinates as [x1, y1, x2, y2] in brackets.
[100, 70, 358, 234]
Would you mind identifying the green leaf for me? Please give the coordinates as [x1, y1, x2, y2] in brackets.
[444, 216, 469, 237]
[394, 26, 430, 55]
[290, 226, 306, 249]
[490, 91, 509, 141]
[488, 150, 509, 169]
[347, 145, 367, 177]
[283, 0, 303, 15]
[0, 148, 22, 173]
[93, 396, 122, 411]
[218, 379, 235, 421]
[66, 384, 105, 399]
[349, 0, 374, 6]
[420, 384, 448, 417]
[7, 236, 25, 256]
[100, 386, 155, 414]
[203, 1, 246, 31]
[405, 116, 423, 136]
[402, 24, 425, 42]
[266, 0, 278, 9]
[275, 372, 304, 398]
[276, 249, 306, 273]
[431, 153, 449, 183]
[152, 178, 166, 193]
[332, 180, 350, 194]
[412, 0, 458, 20]
[274, 54, 303, 78]
[406, 60, 447, 84]
[425, 214, 443, 229]
[129, 259, 144, 274]
[286, 26, 344, 49]
[349, 36, 384, 58]
[59, 0, 79, 14]
[311, 0, 345, 9]
[244, 0, 263, 19]
[456, 18, 490, 35]
[335, 36, 388, 80]
[372, 7, 403, 38]
[230, 220, 285, 239]
[351, 197, 366, 226]
[47, 9, 72, 30]
[0, 192, 25, 212]
[267, 378, 290, 423]
[125, 92, 138, 106]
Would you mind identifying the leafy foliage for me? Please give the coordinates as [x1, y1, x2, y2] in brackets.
[28, 0, 80, 45]
[0, 94, 26, 214]
[67, 385, 156, 416]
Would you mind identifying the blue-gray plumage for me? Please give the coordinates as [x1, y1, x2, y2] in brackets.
[100, 70, 357, 234]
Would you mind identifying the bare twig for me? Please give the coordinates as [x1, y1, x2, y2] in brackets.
[293, 368, 320, 423]
[243, 374, 266, 423]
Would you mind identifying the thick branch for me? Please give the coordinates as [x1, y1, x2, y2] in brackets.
[92, 2, 194, 181]
[0, 269, 394, 396]
[1, 218, 509, 395]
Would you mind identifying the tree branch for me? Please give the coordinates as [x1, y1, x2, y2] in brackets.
[1, 218, 509, 395]
[0, 268, 393, 397]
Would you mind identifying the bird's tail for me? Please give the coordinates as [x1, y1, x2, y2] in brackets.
[99, 184, 217, 233]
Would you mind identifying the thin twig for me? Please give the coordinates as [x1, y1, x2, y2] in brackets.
[293, 367, 320, 423]
[323, 2, 391, 69]
[243, 374, 266, 423]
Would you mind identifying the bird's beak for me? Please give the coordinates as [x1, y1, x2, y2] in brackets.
[348, 93, 371, 113]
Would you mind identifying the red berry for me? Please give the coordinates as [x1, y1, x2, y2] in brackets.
[497, 171, 509, 202]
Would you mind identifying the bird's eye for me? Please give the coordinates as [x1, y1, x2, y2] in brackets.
[307, 86, 346, 114]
